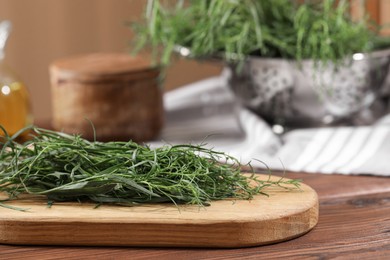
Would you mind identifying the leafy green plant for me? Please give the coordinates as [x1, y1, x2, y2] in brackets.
[132, 0, 390, 65]
[0, 126, 300, 209]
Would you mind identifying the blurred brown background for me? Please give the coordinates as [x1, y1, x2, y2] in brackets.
[0, 0, 388, 122]
[0, 0, 222, 122]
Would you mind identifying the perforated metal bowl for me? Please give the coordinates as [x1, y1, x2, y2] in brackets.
[227, 49, 390, 130]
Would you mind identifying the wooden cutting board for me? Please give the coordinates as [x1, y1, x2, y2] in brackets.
[0, 175, 318, 248]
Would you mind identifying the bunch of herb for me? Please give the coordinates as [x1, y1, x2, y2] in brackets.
[132, 0, 388, 66]
[0, 126, 300, 209]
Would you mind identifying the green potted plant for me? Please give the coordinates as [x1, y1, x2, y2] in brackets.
[132, 0, 390, 130]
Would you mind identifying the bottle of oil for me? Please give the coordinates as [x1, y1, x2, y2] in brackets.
[0, 20, 32, 137]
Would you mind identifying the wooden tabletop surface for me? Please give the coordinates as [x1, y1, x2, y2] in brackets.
[1, 170, 389, 260]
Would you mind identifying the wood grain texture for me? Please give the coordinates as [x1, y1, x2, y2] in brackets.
[0, 175, 318, 248]
[49, 53, 164, 142]
[50, 53, 158, 83]
[0, 172, 388, 259]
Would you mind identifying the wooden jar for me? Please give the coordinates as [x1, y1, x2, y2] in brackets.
[50, 53, 163, 142]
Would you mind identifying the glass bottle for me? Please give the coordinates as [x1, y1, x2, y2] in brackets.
[0, 20, 32, 137]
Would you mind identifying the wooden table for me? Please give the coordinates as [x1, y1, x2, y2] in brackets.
[1, 171, 389, 259]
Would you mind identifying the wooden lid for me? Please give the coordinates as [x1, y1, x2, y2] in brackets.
[50, 53, 159, 83]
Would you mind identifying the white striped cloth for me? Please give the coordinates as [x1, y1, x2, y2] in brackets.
[150, 73, 390, 176]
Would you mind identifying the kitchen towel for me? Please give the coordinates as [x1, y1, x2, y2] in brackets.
[150, 72, 390, 176]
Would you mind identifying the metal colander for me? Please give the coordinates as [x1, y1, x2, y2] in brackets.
[228, 49, 390, 130]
